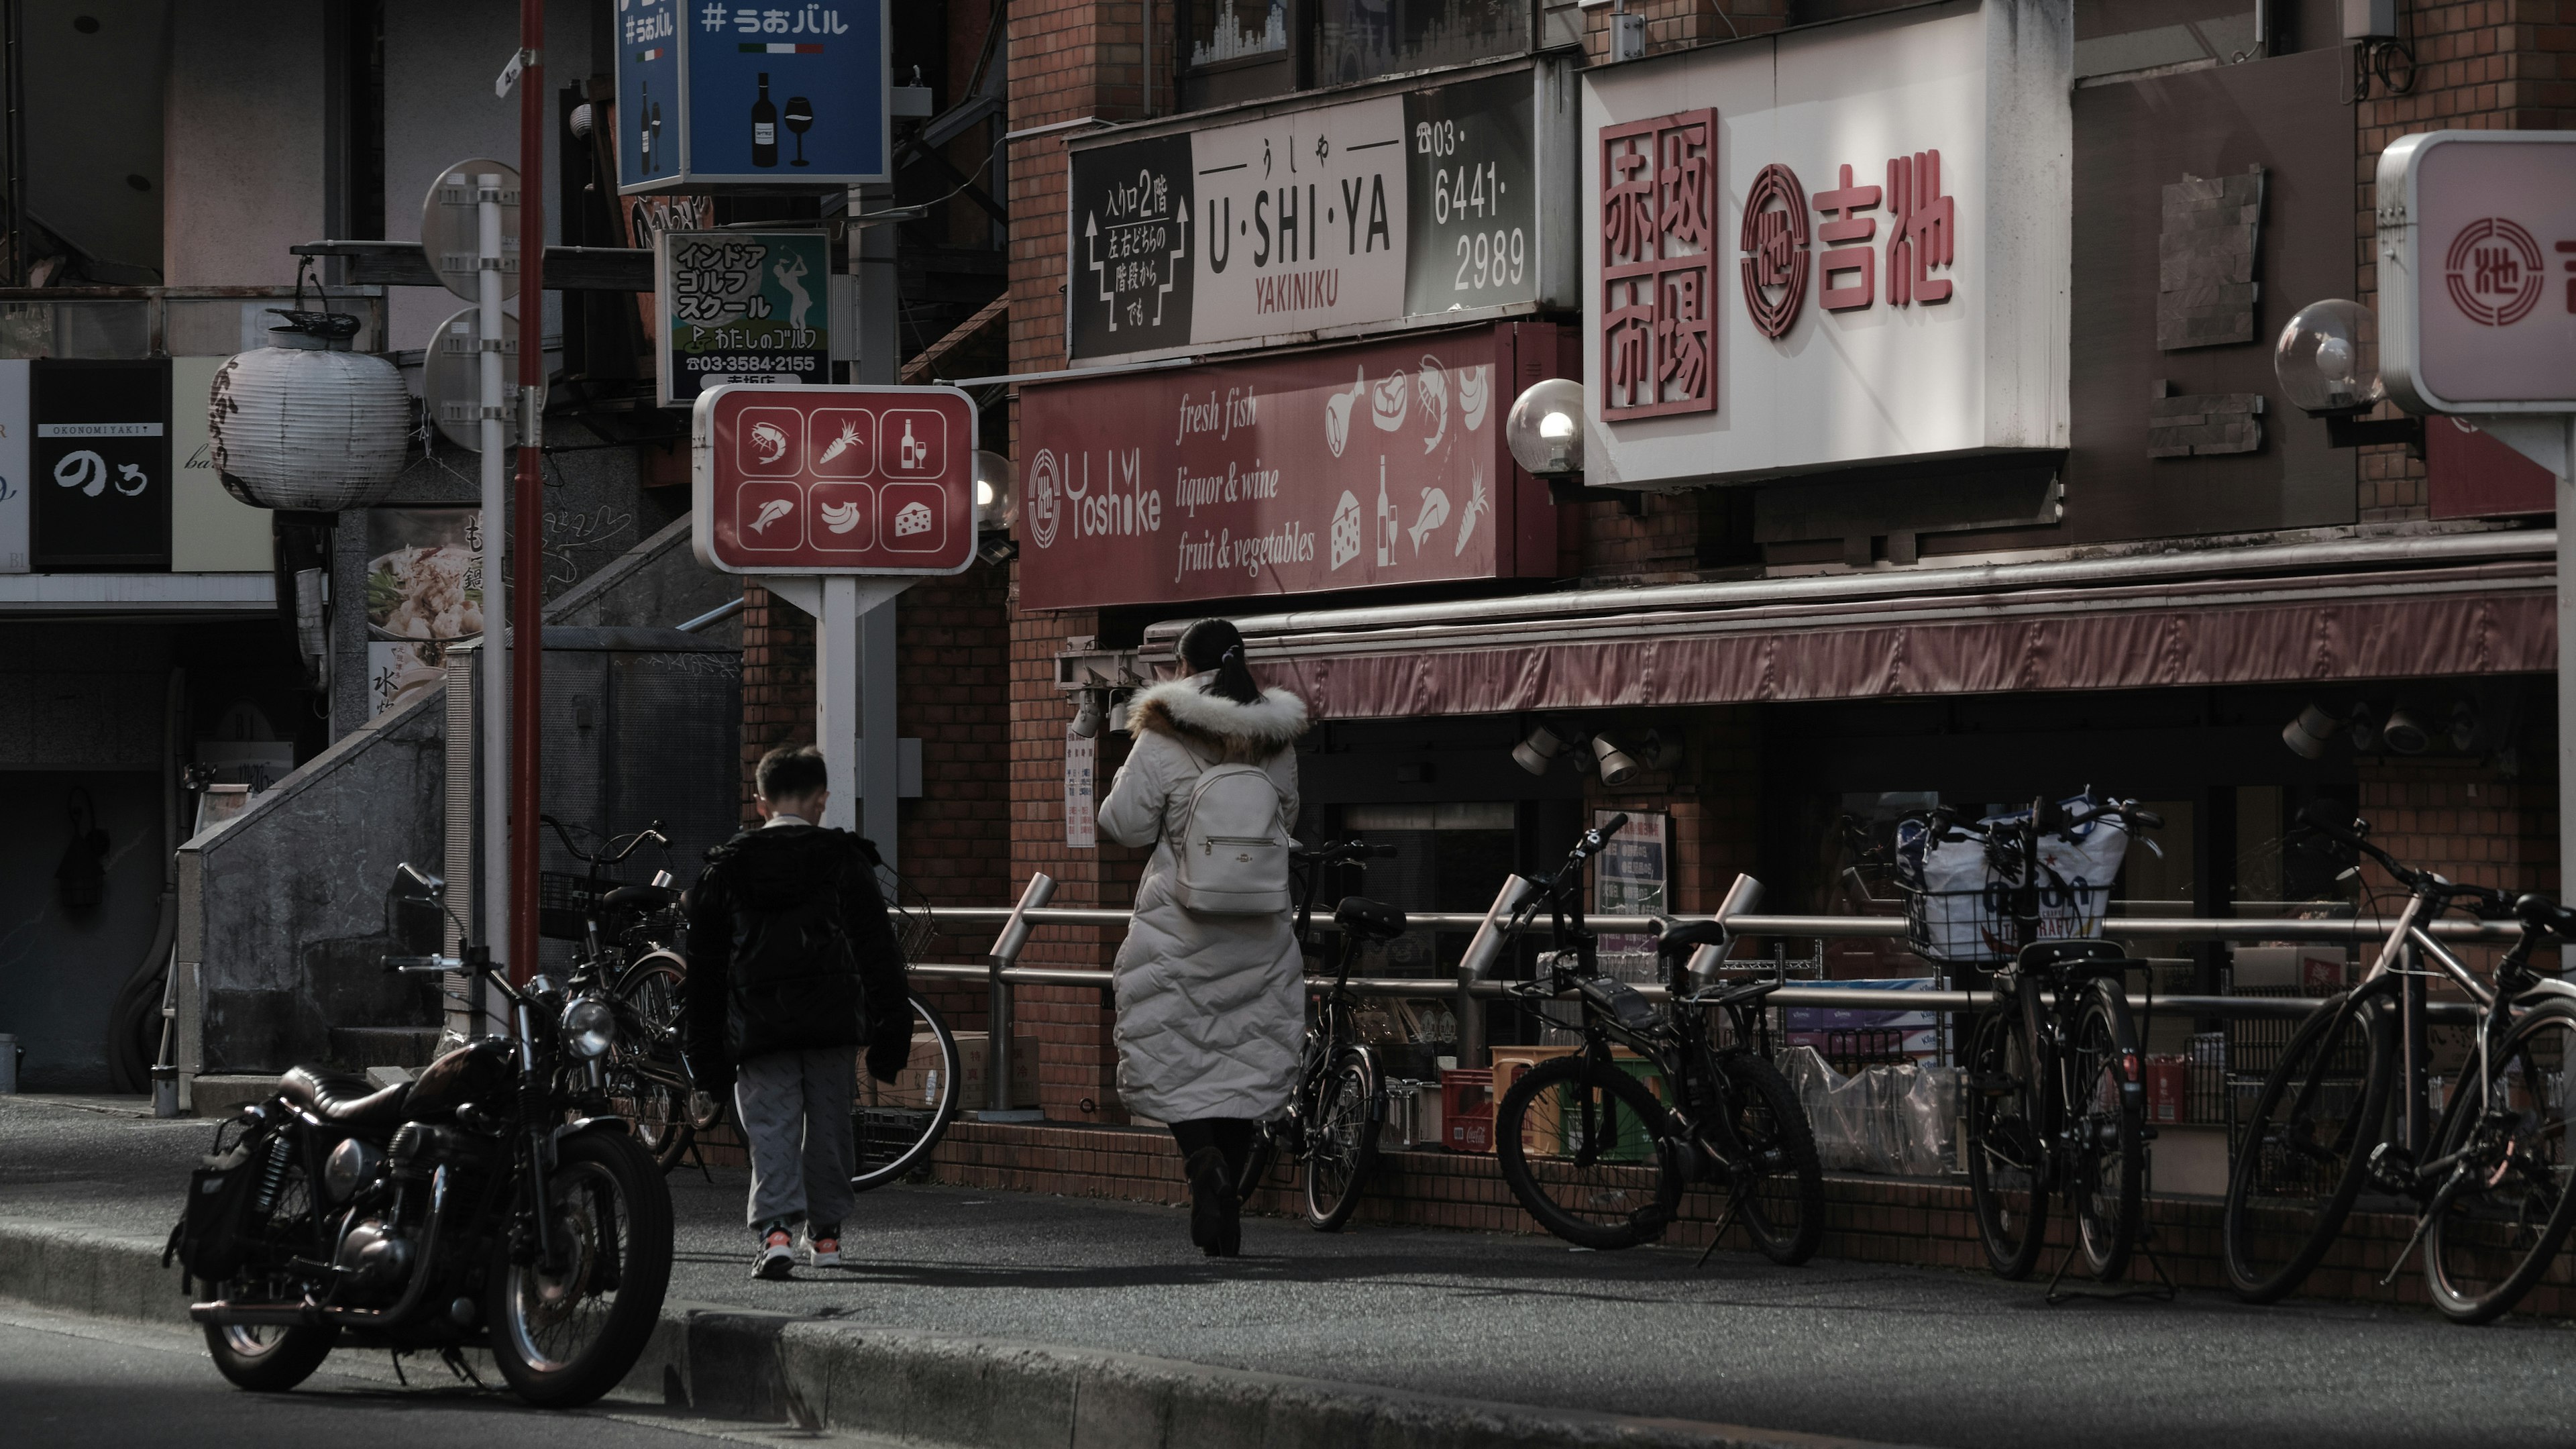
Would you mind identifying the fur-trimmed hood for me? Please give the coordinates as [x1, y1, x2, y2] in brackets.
[1126, 675, 1308, 763]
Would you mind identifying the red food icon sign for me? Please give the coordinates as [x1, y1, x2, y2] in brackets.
[693, 384, 978, 576]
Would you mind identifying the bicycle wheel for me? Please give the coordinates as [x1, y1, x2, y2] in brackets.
[2221, 988, 2396, 1303]
[2424, 1004, 2576, 1323]
[850, 992, 962, 1192]
[1495, 1055, 1680, 1250]
[610, 954, 697, 1173]
[1302, 1047, 1381, 1231]
[1717, 1051, 1824, 1265]
[2067, 985, 2143, 1283]
[1964, 1006, 2049, 1279]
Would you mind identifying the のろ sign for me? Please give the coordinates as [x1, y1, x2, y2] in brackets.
[655, 230, 832, 405]
[1016, 322, 1562, 611]
[690, 384, 977, 575]
[2375, 131, 2576, 415]
[31, 359, 170, 572]
[1579, 0, 2071, 488]
[614, 0, 888, 193]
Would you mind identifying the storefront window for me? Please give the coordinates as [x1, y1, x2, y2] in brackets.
[1185, 0, 1290, 67]
[1312, 0, 1527, 89]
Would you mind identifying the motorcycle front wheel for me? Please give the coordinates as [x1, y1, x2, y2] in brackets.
[487, 1128, 673, 1408]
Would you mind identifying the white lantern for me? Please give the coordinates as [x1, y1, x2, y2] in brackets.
[207, 313, 411, 513]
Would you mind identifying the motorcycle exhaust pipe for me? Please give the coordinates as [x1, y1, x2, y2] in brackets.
[190, 1300, 321, 1327]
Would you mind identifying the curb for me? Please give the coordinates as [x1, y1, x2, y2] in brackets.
[0, 1216, 1904, 1449]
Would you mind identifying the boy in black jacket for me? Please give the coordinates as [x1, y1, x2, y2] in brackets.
[686, 745, 912, 1279]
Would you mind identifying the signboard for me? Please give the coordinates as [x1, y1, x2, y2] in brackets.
[31, 359, 169, 572]
[690, 383, 977, 575]
[1017, 323, 1562, 612]
[1066, 60, 1574, 363]
[614, 0, 889, 193]
[1594, 810, 1670, 983]
[656, 230, 832, 405]
[0, 360, 25, 573]
[1065, 728, 1097, 849]
[366, 506, 484, 716]
[1579, 0, 2072, 488]
[2376, 130, 2576, 415]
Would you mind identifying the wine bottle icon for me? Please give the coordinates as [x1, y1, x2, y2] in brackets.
[900, 420, 926, 471]
[750, 73, 778, 168]
[784, 97, 814, 166]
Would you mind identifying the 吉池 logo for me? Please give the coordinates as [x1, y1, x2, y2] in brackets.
[1026, 447, 1061, 549]
[2445, 217, 2546, 327]
[1738, 163, 1809, 339]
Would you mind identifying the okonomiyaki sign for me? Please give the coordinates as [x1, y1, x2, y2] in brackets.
[1018, 330, 1534, 610]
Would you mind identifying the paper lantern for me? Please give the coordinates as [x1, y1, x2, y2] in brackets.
[207, 314, 411, 513]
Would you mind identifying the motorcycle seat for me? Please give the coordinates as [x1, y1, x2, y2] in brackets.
[278, 1066, 413, 1133]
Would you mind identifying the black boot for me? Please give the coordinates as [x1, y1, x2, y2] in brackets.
[1185, 1146, 1238, 1256]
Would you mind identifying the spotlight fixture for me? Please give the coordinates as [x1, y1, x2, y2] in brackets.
[2281, 703, 2343, 761]
[1511, 720, 1584, 776]
[2448, 700, 2481, 753]
[1069, 688, 1108, 740]
[2381, 706, 2432, 755]
[2347, 702, 2383, 755]
[1589, 729, 1679, 787]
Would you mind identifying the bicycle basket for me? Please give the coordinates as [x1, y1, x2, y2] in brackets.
[538, 871, 606, 942]
[1892, 815, 2120, 964]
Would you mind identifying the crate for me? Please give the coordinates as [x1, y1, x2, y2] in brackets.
[1380, 1077, 1443, 1150]
[537, 871, 608, 942]
[1440, 1069, 1494, 1152]
[1553, 1056, 1670, 1163]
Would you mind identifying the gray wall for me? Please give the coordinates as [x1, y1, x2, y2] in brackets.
[163, 1, 327, 286]
[178, 689, 445, 1076]
[0, 771, 165, 1091]
[546, 514, 742, 643]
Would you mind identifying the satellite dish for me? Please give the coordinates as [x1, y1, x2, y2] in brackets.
[423, 307, 538, 452]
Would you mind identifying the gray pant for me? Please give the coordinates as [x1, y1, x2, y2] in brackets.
[734, 1046, 857, 1234]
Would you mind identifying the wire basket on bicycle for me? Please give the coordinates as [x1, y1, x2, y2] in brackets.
[1892, 793, 2133, 963]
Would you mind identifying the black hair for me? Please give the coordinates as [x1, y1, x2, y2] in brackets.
[1178, 618, 1261, 705]
[755, 744, 829, 804]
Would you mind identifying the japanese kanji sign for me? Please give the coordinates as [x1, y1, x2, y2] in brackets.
[1578, 0, 2071, 488]
[2377, 130, 2576, 414]
[655, 230, 832, 405]
[691, 384, 977, 575]
[1599, 110, 1716, 421]
[615, 0, 888, 193]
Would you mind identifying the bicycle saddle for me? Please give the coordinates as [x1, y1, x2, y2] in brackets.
[2012, 938, 2133, 973]
[2517, 894, 2576, 938]
[1655, 919, 1727, 961]
[602, 883, 678, 912]
[1334, 896, 1408, 942]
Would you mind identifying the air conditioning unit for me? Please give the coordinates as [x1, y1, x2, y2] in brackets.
[2343, 0, 2397, 40]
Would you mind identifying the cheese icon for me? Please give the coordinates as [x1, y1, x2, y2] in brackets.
[893, 500, 933, 538]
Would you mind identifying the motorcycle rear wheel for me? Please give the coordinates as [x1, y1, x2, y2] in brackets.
[488, 1128, 673, 1407]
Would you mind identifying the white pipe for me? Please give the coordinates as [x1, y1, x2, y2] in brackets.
[478, 173, 511, 974]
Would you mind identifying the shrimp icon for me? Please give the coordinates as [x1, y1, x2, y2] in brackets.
[749, 420, 791, 466]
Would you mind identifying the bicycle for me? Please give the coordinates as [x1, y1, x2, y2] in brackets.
[1941, 794, 2164, 1283]
[1489, 815, 1825, 1260]
[2222, 800, 2576, 1322]
[1234, 837, 1405, 1230]
[541, 815, 720, 1173]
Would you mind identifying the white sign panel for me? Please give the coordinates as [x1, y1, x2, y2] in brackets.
[1065, 727, 1097, 849]
[1579, 0, 2072, 489]
[0, 360, 25, 573]
[2377, 130, 2576, 415]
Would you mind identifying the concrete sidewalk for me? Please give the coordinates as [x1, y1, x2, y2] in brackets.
[5, 1093, 2573, 1448]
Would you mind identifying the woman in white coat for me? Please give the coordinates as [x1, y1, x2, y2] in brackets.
[1097, 619, 1308, 1256]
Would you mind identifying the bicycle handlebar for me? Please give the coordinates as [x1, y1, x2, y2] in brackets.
[541, 814, 671, 867]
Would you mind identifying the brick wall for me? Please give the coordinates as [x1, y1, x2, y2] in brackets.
[2353, 1, 2576, 522]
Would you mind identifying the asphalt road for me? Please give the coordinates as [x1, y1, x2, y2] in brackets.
[0, 1299, 904, 1449]
[9, 1093, 2576, 1448]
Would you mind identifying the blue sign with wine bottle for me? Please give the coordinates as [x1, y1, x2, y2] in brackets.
[614, 0, 889, 193]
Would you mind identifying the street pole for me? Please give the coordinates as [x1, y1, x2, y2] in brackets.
[477, 173, 509, 991]
[509, 1, 545, 982]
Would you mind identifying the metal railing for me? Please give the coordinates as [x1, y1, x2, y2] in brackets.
[912, 887, 2511, 1114]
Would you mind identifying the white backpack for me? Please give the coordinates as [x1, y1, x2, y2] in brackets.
[1171, 749, 1292, 916]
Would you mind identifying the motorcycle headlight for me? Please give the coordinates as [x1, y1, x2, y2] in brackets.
[560, 998, 615, 1060]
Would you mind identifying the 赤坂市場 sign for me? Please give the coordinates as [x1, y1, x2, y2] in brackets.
[1580, 0, 2072, 490]
[1066, 58, 1576, 364]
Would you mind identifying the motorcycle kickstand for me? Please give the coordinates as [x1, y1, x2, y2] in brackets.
[440, 1344, 490, 1391]
[388, 1349, 409, 1388]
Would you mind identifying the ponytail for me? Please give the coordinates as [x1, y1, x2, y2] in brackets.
[1178, 618, 1262, 704]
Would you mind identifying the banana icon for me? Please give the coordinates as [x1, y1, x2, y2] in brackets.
[820, 500, 862, 534]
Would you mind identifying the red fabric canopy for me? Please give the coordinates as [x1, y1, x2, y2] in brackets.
[1252, 570, 2551, 720]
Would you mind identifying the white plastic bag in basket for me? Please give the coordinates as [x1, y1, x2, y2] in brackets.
[1895, 796, 2129, 961]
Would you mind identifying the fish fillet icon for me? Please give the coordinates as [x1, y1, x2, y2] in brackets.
[749, 498, 794, 534]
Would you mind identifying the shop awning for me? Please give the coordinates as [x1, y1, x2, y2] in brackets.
[1150, 531, 2556, 720]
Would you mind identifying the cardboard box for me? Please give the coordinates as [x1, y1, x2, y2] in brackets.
[1441, 1069, 1494, 1152]
[2233, 946, 2350, 992]
[883, 1029, 1037, 1110]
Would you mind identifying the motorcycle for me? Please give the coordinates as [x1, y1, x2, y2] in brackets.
[167, 863, 673, 1407]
